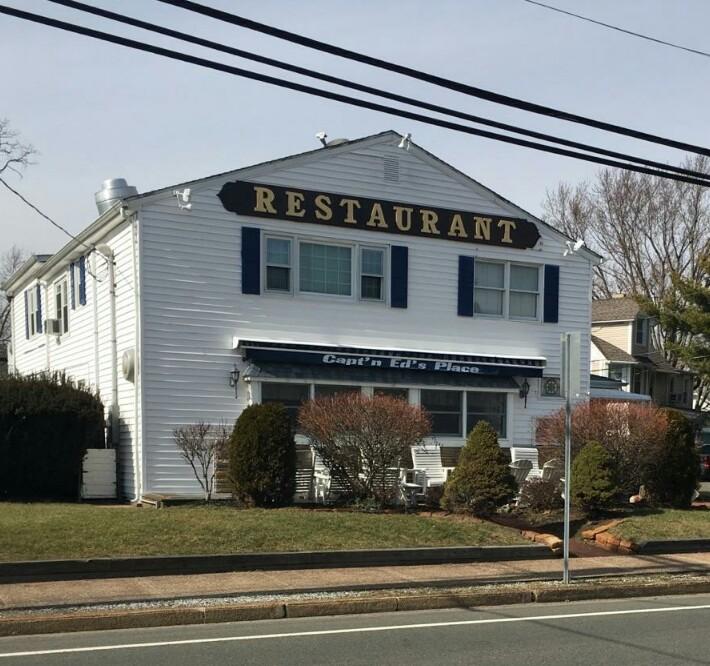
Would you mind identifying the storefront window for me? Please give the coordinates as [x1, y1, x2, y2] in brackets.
[374, 387, 409, 401]
[261, 382, 310, 426]
[466, 391, 506, 437]
[420, 390, 462, 436]
[300, 242, 352, 296]
[314, 384, 361, 397]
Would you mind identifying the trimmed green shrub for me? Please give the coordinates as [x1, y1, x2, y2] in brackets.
[571, 441, 617, 515]
[0, 373, 104, 499]
[644, 410, 699, 508]
[229, 404, 295, 506]
[441, 421, 517, 516]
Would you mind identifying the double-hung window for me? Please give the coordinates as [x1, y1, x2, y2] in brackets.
[360, 247, 384, 301]
[474, 261, 505, 316]
[55, 280, 69, 334]
[27, 289, 37, 337]
[299, 242, 352, 296]
[509, 264, 539, 319]
[265, 237, 292, 292]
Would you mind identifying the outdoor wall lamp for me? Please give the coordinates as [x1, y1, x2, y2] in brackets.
[229, 367, 240, 398]
[519, 378, 530, 408]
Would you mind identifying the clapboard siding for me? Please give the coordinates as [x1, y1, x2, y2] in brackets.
[138, 134, 592, 494]
[10, 221, 140, 499]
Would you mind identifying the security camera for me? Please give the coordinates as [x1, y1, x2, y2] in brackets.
[573, 239, 585, 252]
[315, 131, 328, 147]
[398, 133, 412, 150]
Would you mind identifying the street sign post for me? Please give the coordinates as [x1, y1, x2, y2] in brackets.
[561, 332, 580, 584]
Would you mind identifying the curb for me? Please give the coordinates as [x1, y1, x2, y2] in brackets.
[638, 539, 710, 554]
[0, 545, 552, 583]
[2, 577, 709, 637]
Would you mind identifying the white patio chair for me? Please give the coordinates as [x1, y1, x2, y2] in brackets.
[509, 459, 532, 487]
[541, 458, 564, 484]
[510, 447, 542, 479]
[411, 445, 446, 488]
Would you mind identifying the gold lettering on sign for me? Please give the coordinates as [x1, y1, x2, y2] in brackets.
[393, 206, 413, 231]
[254, 186, 276, 214]
[339, 198, 361, 224]
[448, 214, 467, 238]
[420, 209, 440, 235]
[498, 219, 517, 244]
[473, 217, 492, 241]
[285, 191, 306, 217]
[366, 202, 388, 228]
[314, 194, 332, 220]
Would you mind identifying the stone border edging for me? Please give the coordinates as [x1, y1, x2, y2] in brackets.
[2, 578, 709, 637]
[638, 539, 710, 554]
[581, 520, 710, 555]
[0, 545, 551, 583]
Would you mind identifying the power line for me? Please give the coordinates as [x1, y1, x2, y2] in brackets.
[156, 0, 710, 157]
[44, 0, 710, 183]
[0, 5, 709, 187]
[522, 0, 710, 59]
[2, 5, 709, 188]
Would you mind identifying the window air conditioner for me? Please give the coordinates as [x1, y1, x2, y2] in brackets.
[45, 319, 62, 336]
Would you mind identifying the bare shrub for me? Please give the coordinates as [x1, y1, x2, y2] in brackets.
[519, 478, 563, 513]
[173, 421, 231, 502]
[298, 393, 431, 506]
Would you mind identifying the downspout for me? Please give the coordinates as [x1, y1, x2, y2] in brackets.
[130, 215, 143, 503]
[96, 244, 118, 451]
[91, 252, 100, 397]
[42, 281, 50, 372]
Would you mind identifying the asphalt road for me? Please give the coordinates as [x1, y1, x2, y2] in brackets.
[0, 594, 709, 665]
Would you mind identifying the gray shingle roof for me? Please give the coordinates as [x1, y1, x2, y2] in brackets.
[591, 335, 635, 363]
[592, 297, 644, 322]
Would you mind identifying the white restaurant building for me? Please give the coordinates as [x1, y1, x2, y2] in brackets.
[4, 131, 597, 501]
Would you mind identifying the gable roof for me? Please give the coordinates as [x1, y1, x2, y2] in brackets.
[592, 297, 643, 323]
[591, 335, 635, 363]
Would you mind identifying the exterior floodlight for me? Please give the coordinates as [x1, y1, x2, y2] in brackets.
[398, 133, 412, 150]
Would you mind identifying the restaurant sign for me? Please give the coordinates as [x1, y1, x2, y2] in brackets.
[218, 180, 541, 250]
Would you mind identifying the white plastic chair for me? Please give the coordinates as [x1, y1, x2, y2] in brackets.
[510, 447, 542, 479]
[541, 458, 564, 484]
[411, 445, 446, 488]
[509, 459, 532, 487]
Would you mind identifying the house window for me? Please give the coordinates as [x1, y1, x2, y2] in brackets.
[509, 264, 539, 319]
[474, 261, 504, 316]
[27, 288, 38, 337]
[631, 367, 643, 394]
[466, 391, 507, 437]
[55, 280, 69, 334]
[360, 247, 385, 301]
[374, 387, 409, 401]
[420, 389, 462, 436]
[261, 382, 309, 427]
[314, 384, 361, 398]
[635, 318, 648, 345]
[265, 237, 291, 292]
[608, 365, 624, 383]
[299, 242, 352, 296]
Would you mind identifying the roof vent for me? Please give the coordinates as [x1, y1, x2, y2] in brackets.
[94, 178, 138, 215]
[383, 156, 400, 182]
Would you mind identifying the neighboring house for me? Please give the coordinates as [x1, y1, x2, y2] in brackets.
[3, 130, 599, 500]
[591, 296, 694, 410]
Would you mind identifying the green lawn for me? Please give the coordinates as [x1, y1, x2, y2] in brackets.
[0, 503, 525, 561]
[610, 509, 710, 542]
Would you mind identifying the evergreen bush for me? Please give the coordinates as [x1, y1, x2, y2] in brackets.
[229, 404, 295, 506]
[571, 441, 617, 515]
[644, 410, 699, 508]
[0, 373, 104, 499]
[441, 421, 517, 516]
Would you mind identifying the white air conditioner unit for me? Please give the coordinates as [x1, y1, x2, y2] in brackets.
[45, 319, 62, 336]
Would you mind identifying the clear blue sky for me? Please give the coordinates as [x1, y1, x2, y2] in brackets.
[1, 0, 709, 254]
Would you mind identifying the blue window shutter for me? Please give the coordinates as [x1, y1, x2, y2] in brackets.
[70, 262, 76, 309]
[79, 256, 87, 305]
[241, 227, 261, 294]
[457, 256, 475, 317]
[543, 265, 560, 323]
[390, 246, 408, 308]
[24, 290, 29, 339]
[36, 284, 43, 334]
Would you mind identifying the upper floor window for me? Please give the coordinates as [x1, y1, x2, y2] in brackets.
[474, 261, 540, 320]
[300, 242, 352, 296]
[55, 280, 69, 334]
[265, 237, 292, 292]
[360, 247, 385, 301]
[26, 288, 39, 337]
[635, 317, 648, 346]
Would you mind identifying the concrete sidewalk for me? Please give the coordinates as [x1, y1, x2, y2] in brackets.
[2, 552, 709, 612]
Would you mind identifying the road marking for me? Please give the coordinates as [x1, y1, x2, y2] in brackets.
[1, 602, 709, 658]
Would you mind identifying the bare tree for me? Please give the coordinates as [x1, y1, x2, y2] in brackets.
[0, 119, 36, 179]
[173, 421, 231, 502]
[0, 245, 28, 346]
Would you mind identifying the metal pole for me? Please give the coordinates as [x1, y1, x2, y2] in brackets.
[562, 332, 572, 584]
